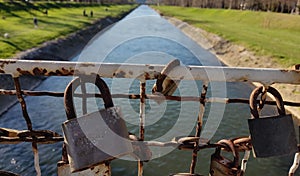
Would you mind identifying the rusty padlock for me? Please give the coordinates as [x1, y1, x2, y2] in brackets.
[152, 59, 181, 104]
[209, 139, 242, 176]
[57, 143, 111, 176]
[62, 75, 133, 172]
[248, 86, 297, 158]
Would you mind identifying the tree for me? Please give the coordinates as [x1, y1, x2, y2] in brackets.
[159, 0, 298, 13]
[297, 0, 300, 14]
[229, 0, 233, 9]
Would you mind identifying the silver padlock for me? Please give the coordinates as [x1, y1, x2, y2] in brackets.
[62, 75, 133, 173]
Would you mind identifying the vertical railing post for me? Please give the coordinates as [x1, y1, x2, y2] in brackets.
[190, 83, 208, 174]
[138, 80, 146, 176]
[13, 77, 41, 176]
[138, 81, 146, 176]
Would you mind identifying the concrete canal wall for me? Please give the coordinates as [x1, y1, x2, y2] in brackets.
[165, 16, 300, 122]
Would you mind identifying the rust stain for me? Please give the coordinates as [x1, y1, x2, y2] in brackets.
[129, 71, 133, 75]
[48, 68, 74, 76]
[140, 82, 146, 104]
[148, 66, 154, 70]
[33, 67, 47, 76]
[238, 76, 248, 82]
[14, 67, 75, 76]
[61, 67, 74, 75]
[114, 71, 126, 78]
[55, 70, 64, 75]
[129, 94, 139, 99]
[280, 69, 290, 73]
[94, 166, 100, 174]
[48, 71, 57, 76]
[0, 90, 16, 95]
[80, 63, 96, 67]
[144, 72, 150, 80]
[17, 68, 31, 75]
[0, 60, 16, 69]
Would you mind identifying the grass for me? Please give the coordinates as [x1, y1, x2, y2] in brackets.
[0, 1, 136, 59]
[153, 6, 300, 67]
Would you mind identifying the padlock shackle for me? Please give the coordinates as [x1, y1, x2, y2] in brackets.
[64, 75, 114, 120]
[217, 139, 240, 169]
[249, 86, 286, 119]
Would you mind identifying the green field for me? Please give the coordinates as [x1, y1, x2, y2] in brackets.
[154, 6, 300, 67]
[0, 2, 135, 59]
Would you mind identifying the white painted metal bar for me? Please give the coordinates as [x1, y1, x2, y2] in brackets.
[0, 60, 299, 85]
[289, 152, 300, 176]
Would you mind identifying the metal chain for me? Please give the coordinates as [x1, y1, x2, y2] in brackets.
[0, 128, 63, 144]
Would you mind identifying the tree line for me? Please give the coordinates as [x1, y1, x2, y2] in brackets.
[151, 0, 300, 14]
[5, 0, 299, 14]
[59, 0, 135, 3]
[5, 0, 136, 4]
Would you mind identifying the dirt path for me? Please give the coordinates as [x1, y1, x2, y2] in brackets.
[166, 17, 300, 123]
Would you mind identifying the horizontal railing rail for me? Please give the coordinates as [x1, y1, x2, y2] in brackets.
[1, 89, 300, 106]
[1, 59, 300, 84]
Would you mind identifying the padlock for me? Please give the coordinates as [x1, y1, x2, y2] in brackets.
[57, 162, 110, 176]
[209, 139, 242, 176]
[248, 86, 297, 158]
[152, 59, 181, 104]
[57, 143, 111, 176]
[62, 75, 133, 172]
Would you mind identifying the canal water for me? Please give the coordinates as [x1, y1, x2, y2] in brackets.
[0, 5, 297, 176]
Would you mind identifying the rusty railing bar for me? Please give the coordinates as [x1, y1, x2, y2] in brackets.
[190, 83, 208, 174]
[138, 81, 146, 176]
[1, 89, 300, 107]
[1, 59, 300, 85]
[13, 77, 41, 176]
[0, 136, 64, 144]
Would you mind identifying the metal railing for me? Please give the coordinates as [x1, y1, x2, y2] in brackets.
[0, 59, 300, 176]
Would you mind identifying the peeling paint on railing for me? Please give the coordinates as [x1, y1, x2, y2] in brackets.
[0, 60, 300, 85]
